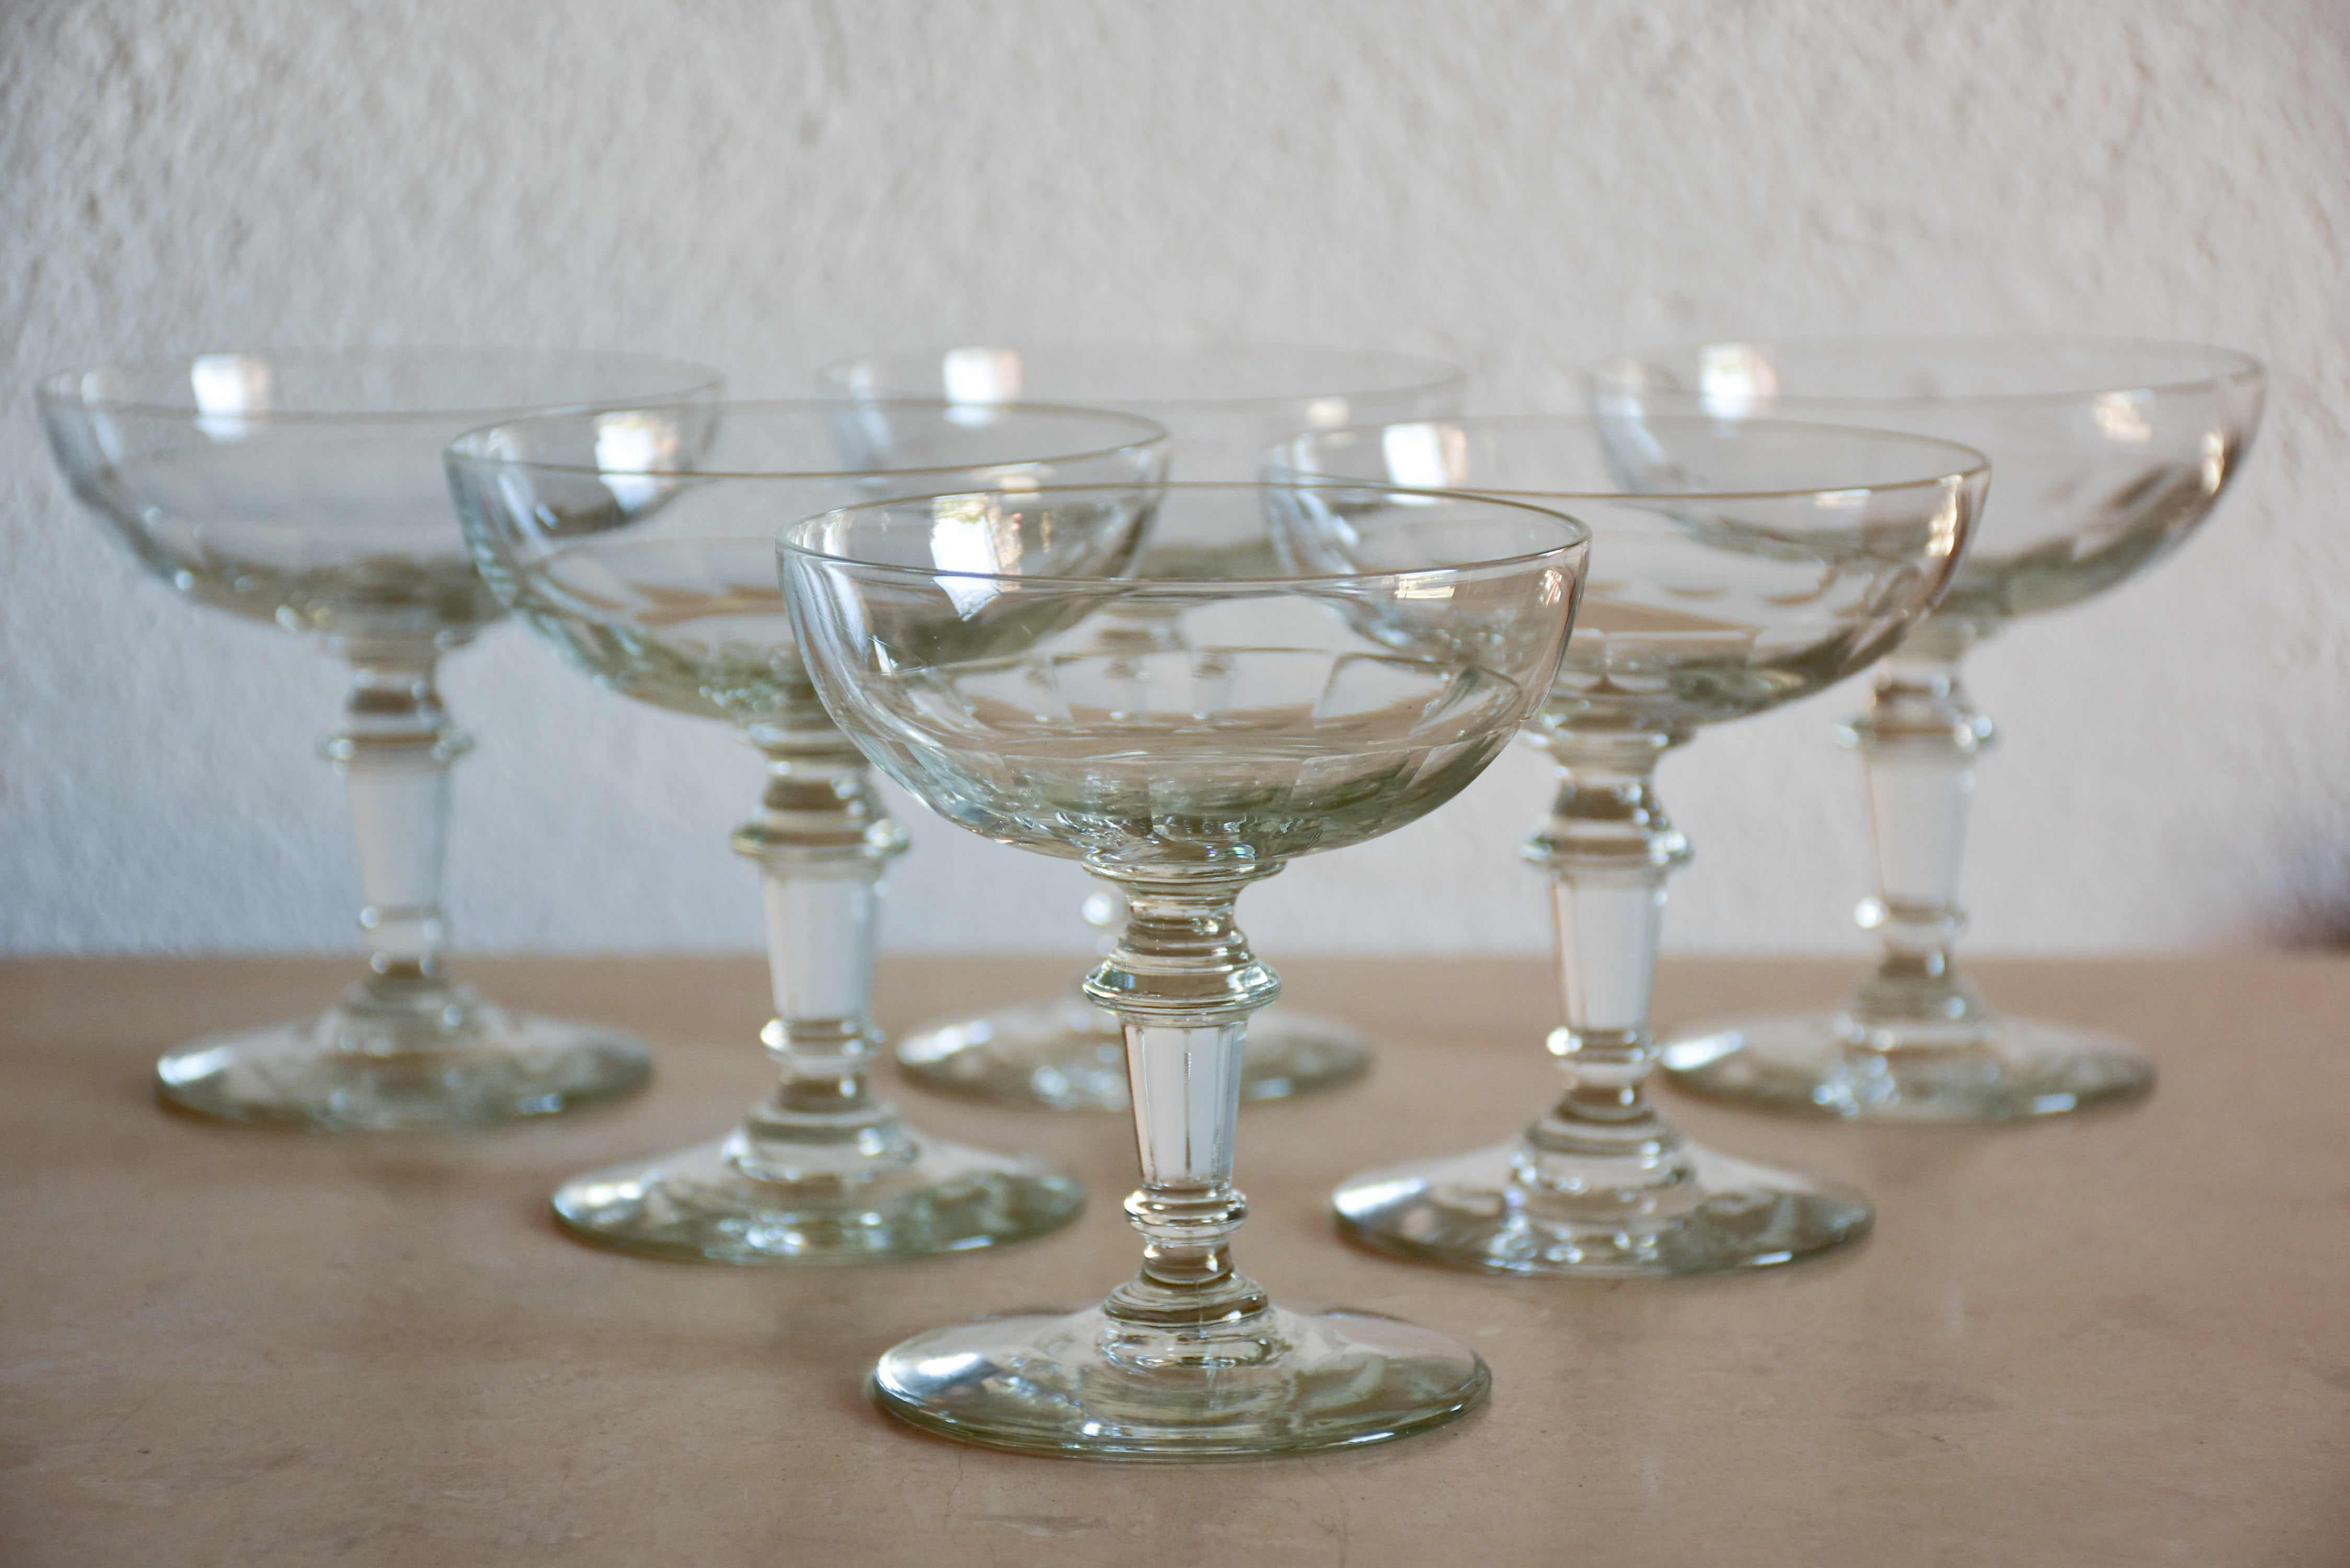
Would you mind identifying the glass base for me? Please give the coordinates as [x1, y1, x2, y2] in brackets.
[1332, 1137, 1872, 1277]
[1661, 1010, 2157, 1121]
[551, 1133, 1085, 1264]
[894, 996, 1371, 1111]
[153, 1003, 651, 1132]
[871, 1300, 1488, 1459]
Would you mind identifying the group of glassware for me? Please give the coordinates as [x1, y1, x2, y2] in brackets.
[39, 337, 2264, 1459]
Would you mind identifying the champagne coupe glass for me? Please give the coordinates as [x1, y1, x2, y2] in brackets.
[448, 400, 1166, 1262]
[1276, 417, 1986, 1274]
[38, 349, 720, 1130]
[784, 481, 1588, 1456]
[1589, 339, 2265, 1120]
[820, 344, 1466, 1110]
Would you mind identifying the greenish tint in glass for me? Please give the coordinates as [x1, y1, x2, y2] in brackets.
[452, 401, 1167, 1258]
[786, 480, 1586, 1456]
[39, 349, 723, 1129]
[1589, 338, 2265, 1121]
[1276, 417, 1983, 1272]
[825, 345, 1465, 1110]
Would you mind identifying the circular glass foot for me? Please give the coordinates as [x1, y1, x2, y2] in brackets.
[552, 1134, 1085, 1264]
[871, 1301, 1488, 1459]
[1333, 1138, 1872, 1277]
[1661, 1010, 2157, 1121]
[154, 1009, 650, 1131]
[894, 996, 1371, 1110]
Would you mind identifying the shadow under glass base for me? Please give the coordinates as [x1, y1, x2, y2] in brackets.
[1333, 1138, 1872, 1277]
[1661, 1010, 2157, 1121]
[552, 1134, 1085, 1264]
[871, 1301, 1488, 1460]
[894, 996, 1371, 1111]
[154, 995, 650, 1132]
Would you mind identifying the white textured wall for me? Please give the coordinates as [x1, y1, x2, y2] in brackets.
[4, 0, 2347, 960]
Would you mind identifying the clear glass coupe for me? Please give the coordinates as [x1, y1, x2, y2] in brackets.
[1590, 338, 2264, 1120]
[1275, 417, 1986, 1274]
[449, 400, 1166, 1261]
[784, 481, 1587, 1457]
[39, 349, 720, 1130]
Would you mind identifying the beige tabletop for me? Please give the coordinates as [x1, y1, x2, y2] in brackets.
[3, 950, 2345, 1565]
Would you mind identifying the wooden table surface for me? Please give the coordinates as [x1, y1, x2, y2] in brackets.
[3, 951, 2345, 1565]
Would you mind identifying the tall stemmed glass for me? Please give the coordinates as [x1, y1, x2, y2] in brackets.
[1590, 339, 2265, 1120]
[449, 400, 1165, 1262]
[39, 350, 720, 1129]
[1277, 418, 1985, 1274]
[784, 482, 1587, 1456]
[819, 344, 1466, 1109]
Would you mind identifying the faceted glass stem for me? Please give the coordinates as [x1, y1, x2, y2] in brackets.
[548, 726, 1081, 1261]
[727, 735, 913, 1182]
[1838, 644, 2000, 1047]
[872, 867, 1487, 1454]
[150, 638, 651, 1127]
[1657, 616, 2154, 1120]
[1522, 733, 1692, 1171]
[320, 644, 485, 1047]
[888, 877, 1374, 1111]
[1084, 876, 1281, 1328]
[1329, 729, 1872, 1273]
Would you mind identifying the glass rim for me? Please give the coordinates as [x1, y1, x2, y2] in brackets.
[1269, 413, 1990, 500]
[779, 479, 1591, 591]
[1586, 334, 2265, 408]
[36, 347, 727, 422]
[817, 341, 1467, 410]
[445, 397, 1172, 479]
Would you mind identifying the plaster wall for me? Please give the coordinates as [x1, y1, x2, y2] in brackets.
[3, 0, 2346, 959]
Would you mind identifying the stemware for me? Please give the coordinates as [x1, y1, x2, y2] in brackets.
[819, 343, 1466, 1109]
[1277, 417, 1986, 1274]
[784, 481, 1588, 1456]
[1589, 339, 2265, 1120]
[448, 399, 1166, 1262]
[38, 349, 720, 1129]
